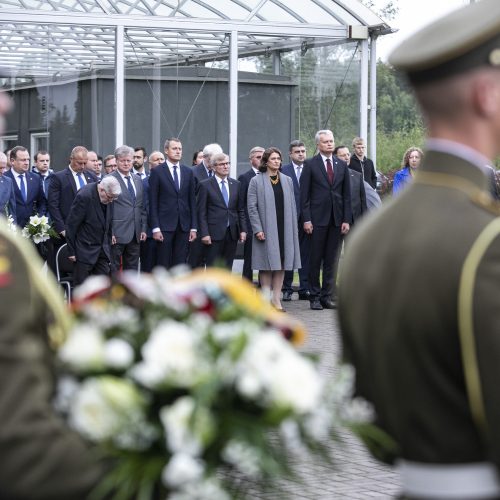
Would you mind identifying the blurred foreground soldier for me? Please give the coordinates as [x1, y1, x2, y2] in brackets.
[0, 88, 107, 498]
[339, 1, 500, 499]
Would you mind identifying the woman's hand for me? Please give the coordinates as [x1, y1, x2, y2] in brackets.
[256, 231, 265, 241]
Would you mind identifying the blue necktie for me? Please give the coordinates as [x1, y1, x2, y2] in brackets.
[172, 165, 180, 192]
[208, 170, 213, 178]
[221, 179, 229, 207]
[42, 176, 47, 196]
[19, 174, 27, 202]
[126, 176, 136, 201]
[76, 172, 85, 190]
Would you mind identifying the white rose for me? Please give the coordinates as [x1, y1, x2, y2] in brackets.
[132, 321, 201, 388]
[59, 324, 105, 372]
[69, 376, 151, 449]
[104, 338, 134, 369]
[162, 453, 204, 487]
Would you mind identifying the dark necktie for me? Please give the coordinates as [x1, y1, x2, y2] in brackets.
[208, 170, 213, 178]
[221, 179, 229, 207]
[19, 174, 27, 201]
[125, 176, 136, 201]
[172, 165, 180, 191]
[326, 158, 334, 185]
[76, 172, 85, 190]
[41, 176, 47, 196]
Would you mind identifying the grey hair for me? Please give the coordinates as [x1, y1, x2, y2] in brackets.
[100, 175, 122, 196]
[249, 146, 264, 158]
[203, 143, 223, 158]
[114, 145, 134, 159]
[315, 130, 334, 144]
[164, 137, 181, 150]
[210, 152, 229, 168]
[0, 151, 6, 163]
[70, 146, 88, 158]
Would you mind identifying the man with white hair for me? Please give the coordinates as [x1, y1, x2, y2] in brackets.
[66, 175, 121, 286]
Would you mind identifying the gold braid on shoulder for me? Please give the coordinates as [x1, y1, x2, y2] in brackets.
[0, 223, 70, 348]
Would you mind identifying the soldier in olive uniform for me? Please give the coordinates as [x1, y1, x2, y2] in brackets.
[0, 220, 107, 498]
[339, 1, 500, 499]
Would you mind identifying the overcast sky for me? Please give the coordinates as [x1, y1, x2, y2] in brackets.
[374, 0, 472, 61]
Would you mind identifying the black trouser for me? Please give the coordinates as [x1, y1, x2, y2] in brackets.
[156, 225, 190, 269]
[74, 251, 111, 287]
[140, 237, 157, 273]
[282, 225, 311, 294]
[308, 220, 342, 301]
[112, 238, 140, 272]
[242, 236, 253, 282]
[204, 228, 237, 270]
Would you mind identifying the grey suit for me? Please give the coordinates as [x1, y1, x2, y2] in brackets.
[109, 171, 147, 271]
[247, 172, 300, 271]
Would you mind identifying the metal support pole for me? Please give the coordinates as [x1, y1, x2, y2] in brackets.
[273, 50, 281, 75]
[369, 35, 377, 169]
[115, 25, 125, 147]
[229, 30, 238, 179]
[359, 39, 369, 144]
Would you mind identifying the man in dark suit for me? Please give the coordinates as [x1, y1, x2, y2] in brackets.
[301, 130, 351, 310]
[0, 151, 16, 224]
[349, 137, 377, 190]
[33, 150, 54, 198]
[109, 145, 147, 272]
[238, 146, 264, 282]
[48, 146, 97, 239]
[66, 175, 120, 287]
[149, 137, 197, 269]
[334, 145, 367, 225]
[189, 143, 223, 268]
[340, 2, 500, 497]
[5, 146, 46, 228]
[197, 153, 246, 270]
[281, 140, 310, 301]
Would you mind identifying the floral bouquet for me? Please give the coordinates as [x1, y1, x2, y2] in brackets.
[5, 214, 16, 233]
[55, 268, 372, 499]
[21, 214, 57, 244]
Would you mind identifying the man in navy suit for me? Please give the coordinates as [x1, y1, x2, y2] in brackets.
[149, 137, 197, 269]
[0, 152, 16, 224]
[238, 146, 264, 282]
[48, 146, 98, 238]
[301, 130, 352, 310]
[5, 146, 46, 228]
[66, 176, 121, 287]
[189, 143, 223, 268]
[281, 140, 310, 301]
[197, 153, 246, 270]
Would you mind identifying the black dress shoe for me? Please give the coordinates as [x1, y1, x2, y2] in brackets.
[320, 299, 336, 309]
[298, 291, 310, 300]
[310, 299, 323, 310]
[282, 290, 293, 301]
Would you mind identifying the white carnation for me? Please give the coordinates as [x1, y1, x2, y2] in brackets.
[59, 324, 105, 372]
[162, 453, 205, 487]
[131, 321, 202, 388]
[104, 338, 134, 369]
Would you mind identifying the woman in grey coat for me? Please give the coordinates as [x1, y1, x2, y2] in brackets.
[247, 147, 301, 311]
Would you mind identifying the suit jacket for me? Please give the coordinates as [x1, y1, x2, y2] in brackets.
[281, 162, 302, 220]
[0, 221, 106, 499]
[350, 155, 377, 189]
[300, 154, 352, 227]
[238, 168, 257, 230]
[148, 162, 197, 232]
[339, 150, 500, 467]
[65, 183, 113, 266]
[348, 167, 367, 223]
[109, 171, 147, 244]
[0, 175, 16, 224]
[197, 176, 246, 241]
[48, 167, 97, 233]
[193, 162, 210, 191]
[5, 169, 47, 228]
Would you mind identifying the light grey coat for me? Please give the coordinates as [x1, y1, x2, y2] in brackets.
[109, 171, 147, 244]
[247, 172, 301, 271]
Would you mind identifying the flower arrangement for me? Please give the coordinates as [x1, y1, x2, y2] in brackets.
[56, 268, 372, 499]
[21, 214, 57, 244]
[6, 214, 16, 233]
